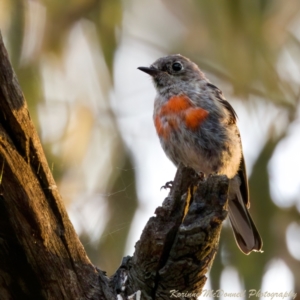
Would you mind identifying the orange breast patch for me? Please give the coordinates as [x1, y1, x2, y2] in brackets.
[154, 115, 166, 138]
[184, 108, 209, 130]
[160, 95, 192, 115]
[154, 115, 179, 139]
[155, 94, 209, 138]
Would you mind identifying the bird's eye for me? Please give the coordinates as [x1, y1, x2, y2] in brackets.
[172, 62, 182, 72]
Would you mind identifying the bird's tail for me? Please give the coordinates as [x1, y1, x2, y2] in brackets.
[228, 190, 263, 255]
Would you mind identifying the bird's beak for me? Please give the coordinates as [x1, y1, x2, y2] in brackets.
[137, 65, 159, 76]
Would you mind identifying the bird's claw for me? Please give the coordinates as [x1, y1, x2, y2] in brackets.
[160, 181, 173, 190]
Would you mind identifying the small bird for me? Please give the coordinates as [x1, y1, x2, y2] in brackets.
[138, 54, 263, 255]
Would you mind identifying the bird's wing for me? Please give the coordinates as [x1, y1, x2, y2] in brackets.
[207, 82, 249, 206]
[206, 82, 237, 124]
[238, 152, 250, 208]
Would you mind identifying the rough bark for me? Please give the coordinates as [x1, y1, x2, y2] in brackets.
[0, 32, 113, 300]
[112, 166, 229, 300]
[0, 31, 229, 300]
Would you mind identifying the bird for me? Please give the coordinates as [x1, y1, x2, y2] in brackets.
[137, 54, 263, 255]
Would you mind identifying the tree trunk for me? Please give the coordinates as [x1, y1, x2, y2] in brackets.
[0, 32, 229, 300]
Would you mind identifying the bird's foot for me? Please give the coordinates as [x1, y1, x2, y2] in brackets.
[160, 181, 173, 190]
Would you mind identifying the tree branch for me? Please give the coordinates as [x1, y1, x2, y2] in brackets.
[0, 31, 112, 300]
[111, 165, 229, 300]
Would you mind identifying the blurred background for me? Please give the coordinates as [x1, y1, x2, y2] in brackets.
[1, 0, 300, 299]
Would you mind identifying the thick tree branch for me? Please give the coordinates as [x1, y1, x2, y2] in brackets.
[0, 31, 229, 300]
[0, 31, 112, 300]
[112, 166, 229, 300]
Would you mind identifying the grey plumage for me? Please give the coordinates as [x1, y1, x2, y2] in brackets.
[138, 54, 263, 254]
